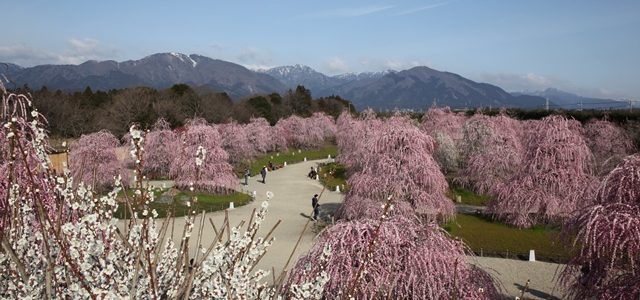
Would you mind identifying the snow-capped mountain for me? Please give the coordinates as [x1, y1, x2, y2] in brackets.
[260, 64, 344, 95]
[2, 54, 548, 109]
[333, 70, 395, 82]
[5, 53, 285, 99]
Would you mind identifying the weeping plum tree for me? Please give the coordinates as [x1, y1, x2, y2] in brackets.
[488, 115, 598, 228]
[217, 121, 255, 164]
[432, 131, 459, 174]
[285, 217, 499, 299]
[583, 119, 634, 176]
[455, 113, 524, 195]
[245, 117, 273, 154]
[420, 107, 467, 173]
[142, 118, 178, 178]
[339, 115, 454, 222]
[170, 118, 237, 194]
[562, 153, 640, 299]
[276, 115, 325, 149]
[269, 123, 289, 152]
[1, 84, 61, 233]
[309, 112, 337, 141]
[420, 106, 467, 141]
[69, 130, 129, 193]
[335, 110, 383, 172]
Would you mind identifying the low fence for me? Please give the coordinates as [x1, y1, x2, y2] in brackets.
[472, 249, 569, 264]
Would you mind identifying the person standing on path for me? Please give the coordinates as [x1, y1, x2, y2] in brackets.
[311, 194, 319, 220]
[243, 168, 250, 185]
[260, 166, 267, 184]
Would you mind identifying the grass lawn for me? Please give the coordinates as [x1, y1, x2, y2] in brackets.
[446, 186, 491, 206]
[242, 144, 338, 176]
[317, 162, 348, 192]
[443, 214, 572, 263]
[114, 190, 252, 219]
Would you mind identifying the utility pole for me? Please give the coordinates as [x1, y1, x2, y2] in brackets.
[630, 99, 633, 112]
[579, 100, 583, 111]
[545, 98, 549, 111]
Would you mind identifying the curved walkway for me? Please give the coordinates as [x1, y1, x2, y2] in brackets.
[125, 159, 567, 299]
[130, 159, 343, 280]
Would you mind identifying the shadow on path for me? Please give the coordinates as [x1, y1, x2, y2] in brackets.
[514, 283, 561, 300]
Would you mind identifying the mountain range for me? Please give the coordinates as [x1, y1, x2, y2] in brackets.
[2, 53, 284, 99]
[511, 88, 625, 110]
[1, 52, 611, 110]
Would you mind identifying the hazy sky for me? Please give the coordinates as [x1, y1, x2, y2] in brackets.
[2, 0, 639, 99]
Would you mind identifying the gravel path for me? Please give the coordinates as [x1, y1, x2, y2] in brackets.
[121, 158, 568, 297]
[468, 256, 567, 299]
[119, 159, 342, 282]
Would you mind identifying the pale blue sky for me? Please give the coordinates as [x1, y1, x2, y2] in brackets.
[1, 0, 639, 99]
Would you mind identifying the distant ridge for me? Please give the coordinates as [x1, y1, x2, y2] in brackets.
[512, 88, 626, 109]
[3, 53, 285, 99]
[3, 53, 550, 109]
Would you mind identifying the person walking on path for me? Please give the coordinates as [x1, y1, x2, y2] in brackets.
[260, 166, 267, 184]
[311, 194, 320, 221]
[243, 168, 250, 185]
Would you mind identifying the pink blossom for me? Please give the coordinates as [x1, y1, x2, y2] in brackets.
[286, 217, 499, 299]
[562, 154, 640, 299]
[245, 117, 273, 153]
[338, 115, 454, 222]
[488, 115, 598, 228]
[217, 121, 256, 163]
[142, 118, 179, 178]
[583, 119, 635, 176]
[170, 119, 237, 194]
[69, 130, 130, 193]
[455, 113, 524, 194]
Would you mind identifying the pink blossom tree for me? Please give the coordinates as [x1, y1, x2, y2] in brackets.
[170, 119, 237, 194]
[455, 113, 524, 195]
[217, 121, 256, 164]
[562, 154, 640, 299]
[421, 106, 467, 142]
[309, 112, 337, 141]
[69, 130, 130, 193]
[1, 85, 61, 232]
[142, 118, 178, 179]
[276, 115, 325, 149]
[285, 217, 499, 299]
[420, 107, 467, 173]
[269, 123, 289, 152]
[335, 110, 383, 172]
[245, 117, 272, 154]
[339, 115, 455, 222]
[432, 131, 460, 174]
[583, 119, 635, 176]
[488, 115, 598, 228]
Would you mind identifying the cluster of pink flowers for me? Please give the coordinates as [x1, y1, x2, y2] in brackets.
[169, 118, 238, 194]
[275, 114, 330, 150]
[582, 119, 635, 176]
[488, 115, 599, 227]
[338, 113, 454, 221]
[287, 215, 499, 298]
[69, 130, 130, 193]
[217, 120, 256, 164]
[420, 108, 633, 229]
[455, 113, 524, 195]
[562, 154, 640, 299]
[142, 118, 179, 178]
